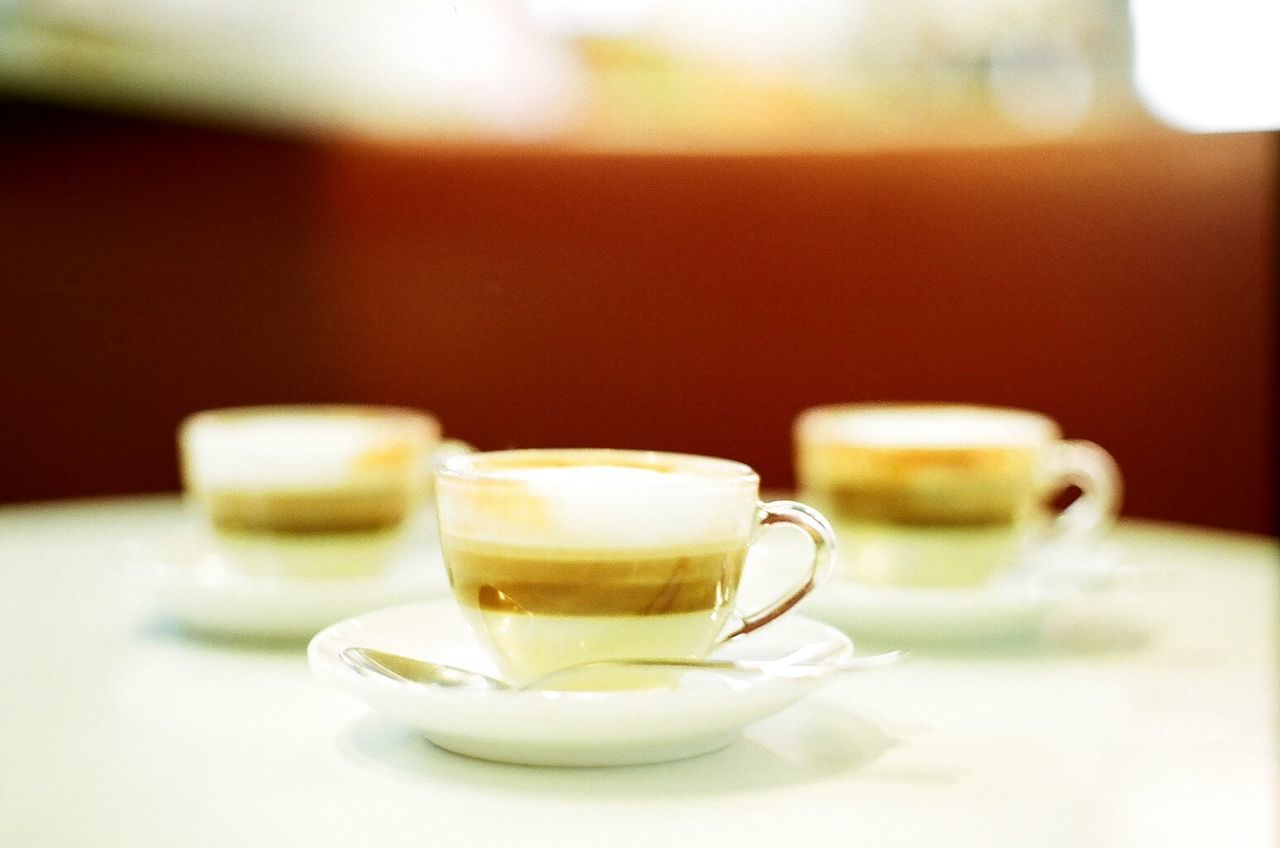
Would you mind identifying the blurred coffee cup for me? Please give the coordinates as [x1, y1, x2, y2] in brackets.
[794, 403, 1120, 587]
[180, 405, 459, 579]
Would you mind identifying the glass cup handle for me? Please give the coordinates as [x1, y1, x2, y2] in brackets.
[1042, 440, 1122, 543]
[719, 500, 836, 641]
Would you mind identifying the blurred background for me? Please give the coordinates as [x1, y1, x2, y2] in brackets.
[1, 0, 1275, 533]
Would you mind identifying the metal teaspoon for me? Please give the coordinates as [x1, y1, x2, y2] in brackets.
[340, 645, 906, 691]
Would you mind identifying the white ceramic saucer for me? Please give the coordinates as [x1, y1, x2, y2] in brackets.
[308, 599, 856, 767]
[799, 541, 1121, 646]
[124, 525, 452, 640]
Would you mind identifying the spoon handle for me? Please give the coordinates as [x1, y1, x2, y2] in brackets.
[522, 650, 906, 690]
[340, 646, 510, 690]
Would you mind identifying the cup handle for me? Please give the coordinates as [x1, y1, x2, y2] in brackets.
[718, 500, 836, 641]
[1041, 440, 1122, 543]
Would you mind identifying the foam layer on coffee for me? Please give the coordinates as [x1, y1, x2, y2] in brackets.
[800, 405, 1055, 448]
[183, 411, 432, 491]
[437, 462, 757, 549]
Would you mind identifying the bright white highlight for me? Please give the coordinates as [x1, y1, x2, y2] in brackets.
[1131, 0, 1280, 132]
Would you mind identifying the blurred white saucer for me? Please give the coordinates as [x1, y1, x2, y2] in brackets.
[308, 599, 857, 767]
[798, 541, 1122, 647]
[122, 524, 452, 640]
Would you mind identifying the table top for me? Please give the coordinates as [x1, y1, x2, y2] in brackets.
[2, 495, 1276, 847]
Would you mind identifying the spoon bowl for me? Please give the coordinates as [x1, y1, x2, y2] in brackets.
[340, 645, 906, 692]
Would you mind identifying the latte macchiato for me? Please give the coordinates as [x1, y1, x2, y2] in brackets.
[796, 404, 1120, 587]
[181, 406, 440, 578]
[436, 450, 834, 689]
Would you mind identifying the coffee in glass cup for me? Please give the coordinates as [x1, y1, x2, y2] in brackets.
[180, 405, 442, 579]
[795, 403, 1121, 587]
[435, 449, 835, 688]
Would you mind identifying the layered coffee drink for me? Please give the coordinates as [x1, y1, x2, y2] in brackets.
[796, 405, 1060, 587]
[436, 451, 760, 688]
[181, 406, 439, 578]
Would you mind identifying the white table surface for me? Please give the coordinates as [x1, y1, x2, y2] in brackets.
[2, 495, 1276, 847]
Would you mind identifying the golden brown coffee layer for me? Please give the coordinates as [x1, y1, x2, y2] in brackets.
[798, 443, 1039, 526]
[202, 488, 410, 533]
[821, 483, 1027, 526]
[443, 538, 747, 616]
[798, 443, 1037, 479]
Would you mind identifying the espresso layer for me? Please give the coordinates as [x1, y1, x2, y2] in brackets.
[442, 537, 746, 616]
[798, 442, 1039, 526]
[820, 483, 1028, 526]
[203, 487, 410, 533]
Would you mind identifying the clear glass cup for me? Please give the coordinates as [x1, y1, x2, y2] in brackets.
[435, 448, 835, 688]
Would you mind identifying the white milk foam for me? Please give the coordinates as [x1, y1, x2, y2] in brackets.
[184, 415, 418, 490]
[810, 407, 1053, 448]
[438, 464, 756, 550]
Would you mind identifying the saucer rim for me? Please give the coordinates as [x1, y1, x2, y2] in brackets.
[799, 541, 1122, 641]
[125, 545, 450, 638]
[308, 598, 857, 701]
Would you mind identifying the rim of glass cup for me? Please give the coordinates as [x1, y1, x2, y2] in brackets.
[180, 404, 441, 439]
[183, 403, 437, 424]
[436, 448, 760, 485]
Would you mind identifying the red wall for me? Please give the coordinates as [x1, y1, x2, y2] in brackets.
[2, 104, 1274, 533]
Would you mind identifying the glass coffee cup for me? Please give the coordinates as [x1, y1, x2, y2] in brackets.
[795, 403, 1121, 588]
[180, 405, 445, 579]
[434, 449, 836, 689]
